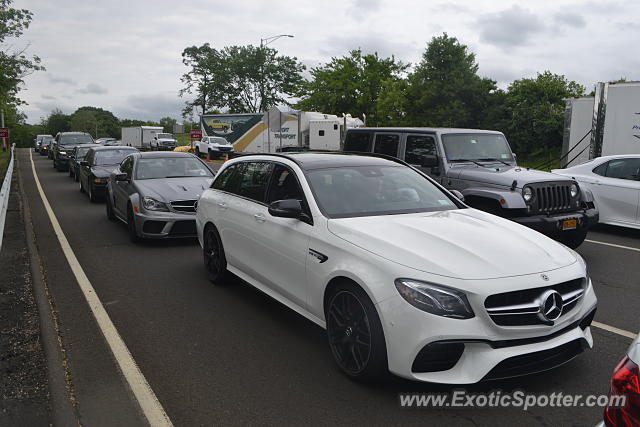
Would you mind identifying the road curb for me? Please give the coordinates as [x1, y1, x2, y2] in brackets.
[17, 153, 79, 427]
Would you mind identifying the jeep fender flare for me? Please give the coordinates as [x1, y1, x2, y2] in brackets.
[579, 185, 595, 203]
[461, 187, 527, 209]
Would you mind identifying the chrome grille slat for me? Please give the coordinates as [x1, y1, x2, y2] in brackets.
[170, 199, 198, 213]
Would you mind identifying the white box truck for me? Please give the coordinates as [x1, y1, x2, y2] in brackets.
[562, 81, 640, 166]
[121, 126, 163, 149]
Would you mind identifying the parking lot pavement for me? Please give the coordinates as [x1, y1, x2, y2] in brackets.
[17, 148, 639, 426]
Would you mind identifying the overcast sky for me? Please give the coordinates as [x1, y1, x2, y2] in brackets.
[15, 0, 640, 123]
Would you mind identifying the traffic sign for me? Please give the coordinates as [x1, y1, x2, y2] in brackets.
[189, 129, 202, 139]
[0, 128, 8, 138]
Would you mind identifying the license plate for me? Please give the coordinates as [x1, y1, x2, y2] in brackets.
[562, 219, 577, 230]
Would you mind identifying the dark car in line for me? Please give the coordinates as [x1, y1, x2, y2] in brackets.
[68, 145, 94, 181]
[78, 146, 138, 202]
[39, 135, 54, 156]
[53, 132, 96, 171]
[105, 151, 214, 241]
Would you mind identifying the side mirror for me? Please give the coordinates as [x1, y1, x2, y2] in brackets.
[115, 173, 129, 182]
[268, 199, 302, 219]
[512, 153, 517, 159]
[450, 190, 465, 202]
[80, 161, 89, 167]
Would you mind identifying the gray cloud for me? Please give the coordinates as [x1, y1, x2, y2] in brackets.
[555, 12, 586, 28]
[76, 83, 108, 95]
[478, 6, 544, 49]
[113, 93, 184, 121]
[48, 74, 76, 85]
[349, 0, 381, 17]
[41, 94, 56, 100]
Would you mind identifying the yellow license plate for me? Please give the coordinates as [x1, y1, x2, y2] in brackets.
[562, 219, 577, 230]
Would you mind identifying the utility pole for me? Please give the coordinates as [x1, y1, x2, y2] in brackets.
[1, 109, 5, 152]
[259, 34, 294, 113]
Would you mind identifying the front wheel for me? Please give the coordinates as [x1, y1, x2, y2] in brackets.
[203, 225, 228, 285]
[326, 283, 388, 381]
[88, 182, 98, 203]
[106, 193, 116, 220]
[558, 228, 588, 249]
[127, 206, 140, 243]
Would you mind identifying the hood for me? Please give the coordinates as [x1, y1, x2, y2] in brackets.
[327, 209, 577, 280]
[92, 165, 119, 177]
[135, 177, 214, 202]
[450, 165, 572, 188]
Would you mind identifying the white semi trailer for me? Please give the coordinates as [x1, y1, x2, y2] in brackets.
[562, 81, 640, 166]
[121, 126, 163, 149]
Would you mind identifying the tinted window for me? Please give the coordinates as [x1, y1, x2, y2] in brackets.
[135, 157, 212, 180]
[121, 156, 134, 176]
[212, 164, 238, 191]
[344, 131, 373, 152]
[266, 165, 303, 203]
[60, 134, 94, 145]
[593, 162, 608, 177]
[236, 162, 273, 203]
[74, 146, 92, 159]
[600, 158, 640, 180]
[94, 149, 136, 166]
[307, 165, 458, 218]
[405, 135, 437, 164]
[373, 134, 399, 157]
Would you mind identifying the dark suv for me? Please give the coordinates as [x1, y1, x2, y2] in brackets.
[53, 132, 95, 171]
[343, 127, 598, 248]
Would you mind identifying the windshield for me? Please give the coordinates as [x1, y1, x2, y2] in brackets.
[135, 157, 213, 180]
[60, 134, 94, 145]
[74, 147, 92, 159]
[94, 149, 136, 165]
[207, 137, 229, 145]
[441, 133, 514, 163]
[306, 165, 458, 218]
[41, 138, 52, 146]
[157, 133, 174, 139]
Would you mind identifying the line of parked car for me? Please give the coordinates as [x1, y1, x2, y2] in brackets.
[34, 129, 638, 425]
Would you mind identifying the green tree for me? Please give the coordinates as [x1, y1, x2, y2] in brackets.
[505, 71, 585, 156]
[69, 109, 98, 136]
[179, 43, 305, 116]
[159, 116, 177, 133]
[45, 108, 70, 135]
[297, 49, 407, 125]
[70, 106, 120, 138]
[375, 78, 410, 126]
[0, 0, 44, 108]
[403, 33, 496, 128]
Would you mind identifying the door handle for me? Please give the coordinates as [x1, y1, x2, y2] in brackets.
[217, 202, 227, 210]
[254, 213, 266, 223]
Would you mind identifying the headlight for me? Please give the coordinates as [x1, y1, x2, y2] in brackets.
[142, 196, 169, 211]
[59, 151, 67, 156]
[394, 279, 474, 319]
[523, 186, 533, 202]
[570, 183, 579, 198]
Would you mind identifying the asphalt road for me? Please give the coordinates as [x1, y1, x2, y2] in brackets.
[18, 149, 639, 426]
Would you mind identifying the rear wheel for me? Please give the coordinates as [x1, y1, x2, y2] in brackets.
[558, 228, 588, 249]
[195, 147, 201, 157]
[326, 282, 388, 381]
[203, 225, 228, 285]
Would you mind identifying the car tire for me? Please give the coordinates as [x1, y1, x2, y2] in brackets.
[52, 158, 56, 168]
[325, 282, 388, 381]
[74, 170, 79, 182]
[106, 194, 116, 221]
[203, 224, 229, 285]
[88, 182, 98, 203]
[68, 167, 74, 178]
[127, 205, 140, 243]
[558, 228, 588, 249]
[79, 177, 85, 193]
[195, 147, 201, 157]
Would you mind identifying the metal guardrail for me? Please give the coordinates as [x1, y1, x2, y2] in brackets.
[0, 144, 16, 251]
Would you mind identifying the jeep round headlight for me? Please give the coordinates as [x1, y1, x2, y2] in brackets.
[570, 183, 579, 197]
[523, 186, 533, 202]
[394, 279, 474, 319]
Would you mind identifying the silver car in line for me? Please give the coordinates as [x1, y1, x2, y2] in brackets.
[105, 151, 215, 241]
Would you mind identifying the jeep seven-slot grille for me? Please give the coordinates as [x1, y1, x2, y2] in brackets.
[170, 200, 197, 213]
[484, 279, 585, 326]
[531, 182, 573, 213]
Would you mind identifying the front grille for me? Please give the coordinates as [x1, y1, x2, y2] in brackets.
[530, 182, 575, 213]
[170, 200, 197, 213]
[170, 220, 197, 235]
[482, 338, 587, 381]
[485, 278, 585, 326]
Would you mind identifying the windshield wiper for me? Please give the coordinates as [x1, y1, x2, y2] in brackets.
[449, 159, 484, 167]
[476, 158, 511, 166]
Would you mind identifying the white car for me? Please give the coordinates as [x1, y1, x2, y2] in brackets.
[196, 153, 597, 383]
[195, 136, 234, 159]
[150, 133, 177, 151]
[553, 155, 640, 229]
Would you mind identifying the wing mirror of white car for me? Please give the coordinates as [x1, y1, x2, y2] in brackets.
[268, 199, 303, 219]
[450, 190, 465, 202]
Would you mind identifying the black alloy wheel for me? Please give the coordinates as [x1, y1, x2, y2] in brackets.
[127, 205, 140, 243]
[326, 284, 388, 380]
[203, 225, 227, 285]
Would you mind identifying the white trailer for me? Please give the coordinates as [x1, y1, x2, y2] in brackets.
[121, 126, 163, 149]
[562, 81, 640, 166]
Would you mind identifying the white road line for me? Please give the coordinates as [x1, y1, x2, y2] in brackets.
[592, 321, 637, 340]
[585, 239, 640, 253]
[29, 151, 173, 427]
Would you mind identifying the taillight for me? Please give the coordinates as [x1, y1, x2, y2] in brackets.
[604, 356, 640, 426]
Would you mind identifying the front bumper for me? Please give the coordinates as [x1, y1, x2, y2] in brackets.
[133, 210, 196, 239]
[511, 208, 598, 236]
[376, 276, 597, 384]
